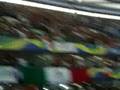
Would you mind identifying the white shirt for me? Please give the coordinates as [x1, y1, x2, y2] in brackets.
[0, 66, 22, 83]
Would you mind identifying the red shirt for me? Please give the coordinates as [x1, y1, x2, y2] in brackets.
[71, 68, 91, 84]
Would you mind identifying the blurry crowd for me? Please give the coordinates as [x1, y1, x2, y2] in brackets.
[0, 2, 120, 90]
[0, 54, 119, 90]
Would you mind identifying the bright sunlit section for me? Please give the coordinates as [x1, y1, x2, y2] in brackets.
[43, 87, 49, 90]
[73, 83, 83, 88]
[59, 84, 69, 90]
[80, 0, 107, 3]
[0, 0, 120, 20]
[98, 3, 120, 9]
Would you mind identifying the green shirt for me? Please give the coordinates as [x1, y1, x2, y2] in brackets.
[19, 65, 45, 86]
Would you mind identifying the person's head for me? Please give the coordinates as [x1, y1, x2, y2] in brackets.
[52, 55, 62, 66]
[41, 33, 50, 41]
[17, 58, 28, 67]
[24, 85, 39, 90]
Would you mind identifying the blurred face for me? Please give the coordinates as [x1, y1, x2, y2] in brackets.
[52, 56, 62, 66]
[42, 34, 50, 41]
[63, 55, 75, 67]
